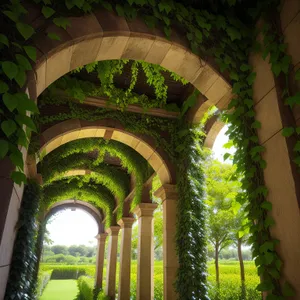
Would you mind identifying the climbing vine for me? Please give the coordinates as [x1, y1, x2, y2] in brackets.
[40, 155, 130, 219]
[39, 138, 151, 216]
[42, 179, 115, 226]
[0, 0, 296, 298]
[4, 182, 42, 300]
[69, 59, 187, 110]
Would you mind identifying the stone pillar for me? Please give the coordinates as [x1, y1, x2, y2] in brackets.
[133, 203, 158, 300]
[249, 19, 300, 298]
[95, 232, 108, 289]
[117, 217, 135, 300]
[105, 226, 120, 299]
[154, 184, 179, 300]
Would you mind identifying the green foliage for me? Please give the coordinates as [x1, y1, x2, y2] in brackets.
[175, 125, 209, 299]
[43, 179, 114, 226]
[40, 138, 151, 217]
[41, 155, 130, 212]
[77, 276, 94, 300]
[69, 59, 187, 110]
[51, 267, 86, 279]
[4, 182, 42, 300]
[36, 271, 52, 298]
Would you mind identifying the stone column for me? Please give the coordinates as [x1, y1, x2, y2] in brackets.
[105, 226, 120, 299]
[154, 184, 178, 300]
[95, 232, 108, 289]
[117, 217, 135, 300]
[249, 18, 300, 298]
[133, 203, 158, 300]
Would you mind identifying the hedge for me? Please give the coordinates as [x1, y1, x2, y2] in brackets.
[50, 266, 87, 279]
[77, 276, 95, 300]
[36, 270, 52, 297]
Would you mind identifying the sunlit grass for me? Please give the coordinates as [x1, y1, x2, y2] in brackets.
[40, 280, 78, 300]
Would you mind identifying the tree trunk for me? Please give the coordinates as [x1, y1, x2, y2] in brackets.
[237, 238, 245, 282]
[215, 244, 220, 286]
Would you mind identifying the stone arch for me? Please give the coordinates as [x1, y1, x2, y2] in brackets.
[44, 200, 104, 233]
[39, 119, 174, 184]
[26, 8, 232, 123]
[204, 116, 225, 149]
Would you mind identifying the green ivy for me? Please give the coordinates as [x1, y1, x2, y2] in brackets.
[40, 155, 130, 219]
[4, 182, 41, 300]
[42, 179, 115, 226]
[39, 138, 151, 216]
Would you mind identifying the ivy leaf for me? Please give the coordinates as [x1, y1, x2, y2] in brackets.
[17, 128, 29, 148]
[74, 0, 85, 8]
[116, 4, 124, 16]
[0, 139, 9, 159]
[16, 23, 35, 40]
[14, 93, 38, 114]
[158, 2, 172, 14]
[271, 63, 281, 77]
[0, 34, 9, 47]
[164, 26, 171, 38]
[294, 141, 300, 152]
[223, 140, 233, 149]
[223, 153, 231, 161]
[226, 26, 241, 41]
[259, 241, 274, 253]
[232, 82, 242, 94]
[244, 99, 253, 108]
[261, 201, 272, 211]
[101, 1, 113, 11]
[16, 54, 32, 71]
[15, 114, 37, 132]
[3, 93, 18, 112]
[181, 91, 198, 116]
[65, 0, 75, 9]
[247, 72, 257, 85]
[251, 121, 261, 129]
[53, 17, 70, 30]
[265, 216, 275, 228]
[48, 32, 61, 41]
[283, 282, 295, 297]
[282, 127, 294, 137]
[240, 64, 250, 72]
[2, 61, 18, 80]
[275, 259, 282, 271]
[295, 69, 300, 81]
[15, 68, 26, 87]
[24, 46, 37, 62]
[9, 149, 24, 171]
[3, 10, 19, 22]
[296, 127, 300, 135]
[1, 120, 17, 137]
[42, 6, 55, 18]
[11, 171, 27, 185]
[230, 71, 239, 81]
[257, 280, 274, 292]
[0, 81, 9, 94]
[285, 92, 300, 107]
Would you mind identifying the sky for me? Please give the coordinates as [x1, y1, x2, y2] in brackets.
[46, 126, 233, 246]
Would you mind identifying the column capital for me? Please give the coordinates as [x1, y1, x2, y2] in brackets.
[133, 203, 158, 218]
[154, 184, 178, 201]
[95, 233, 108, 242]
[117, 217, 135, 228]
[106, 226, 120, 236]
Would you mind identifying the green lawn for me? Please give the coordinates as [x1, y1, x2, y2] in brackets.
[40, 280, 78, 300]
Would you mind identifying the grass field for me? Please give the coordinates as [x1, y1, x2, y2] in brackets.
[40, 280, 78, 300]
[40, 260, 261, 300]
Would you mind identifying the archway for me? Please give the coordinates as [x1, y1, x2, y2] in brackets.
[1, 3, 300, 300]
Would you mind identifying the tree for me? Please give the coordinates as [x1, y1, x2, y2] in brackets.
[51, 245, 68, 255]
[205, 158, 241, 285]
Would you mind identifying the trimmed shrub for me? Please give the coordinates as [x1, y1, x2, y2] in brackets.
[50, 266, 86, 279]
[36, 270, 52, 297]
[77, 276, 94, 300]
[97, 291, 109, 300]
